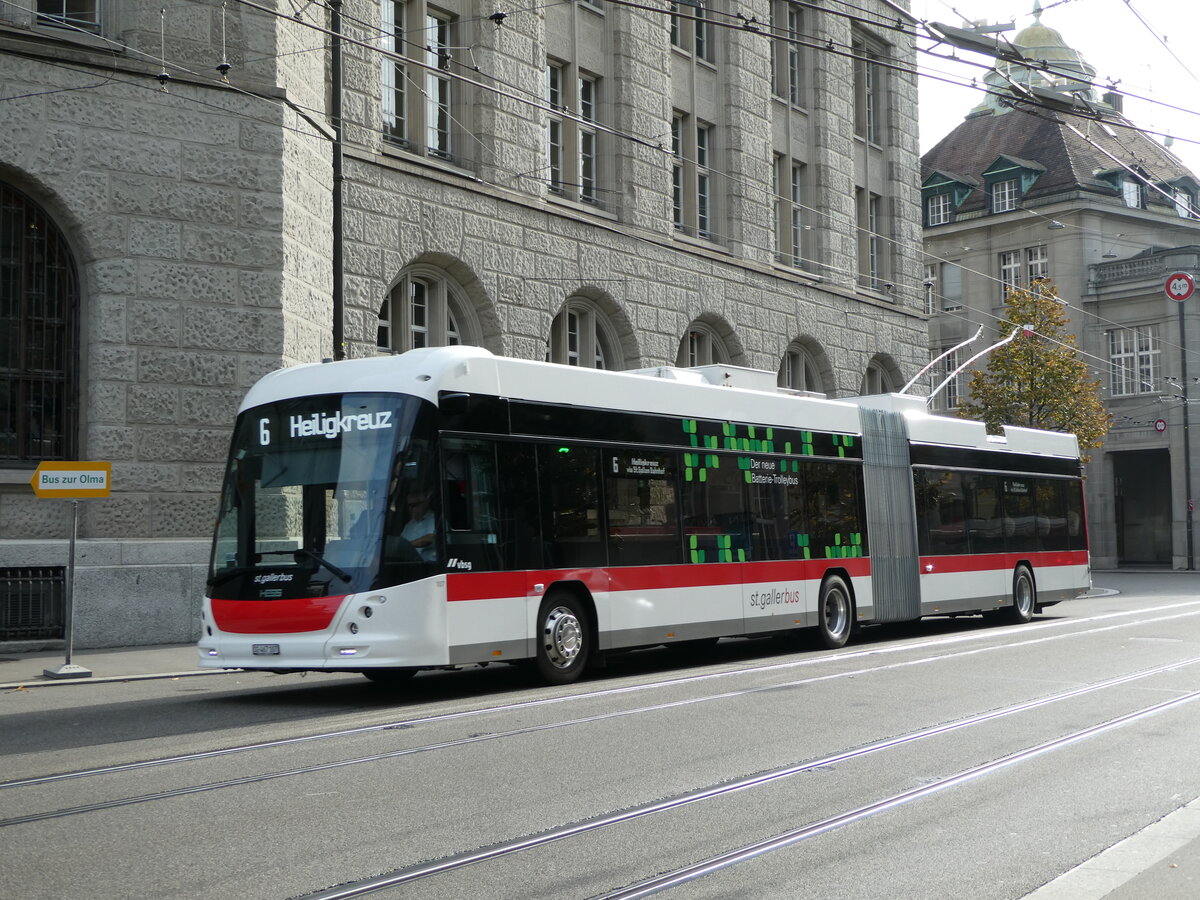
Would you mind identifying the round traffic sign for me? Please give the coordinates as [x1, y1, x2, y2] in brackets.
[1166, 272, 1195, 302]
[1155, 418, 1167, 433]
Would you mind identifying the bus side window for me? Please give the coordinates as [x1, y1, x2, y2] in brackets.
[538, 444, 605, 568]
[605, 452, 682, 567]
[497, 442, 543, 570]
[1002, 477, 1037, 552]
[682, 454, 750, 563]
[916, 469, 966, 556]
[806, 462, 865, 559]
[965, 473, 1003, 555]
[440, 439, 502, 571]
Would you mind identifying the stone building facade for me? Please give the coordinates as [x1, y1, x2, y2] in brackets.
[921, 11, 1200, 569]
[0, 0, 924, 648]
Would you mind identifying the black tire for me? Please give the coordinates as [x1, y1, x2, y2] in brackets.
[535, 591, 590, 684]
[362, 667, 417, 686]
[1007, 565, 1036, 624]
[817, 575, 853, 649]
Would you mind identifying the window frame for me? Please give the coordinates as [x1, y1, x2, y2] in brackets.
[990, 177, 1020, 213]
[1108, 325, 1160, 397]
[547, 298, 622, 370]
[378, 270, 471, 354]
[0, 182, 80, 464]
[381, 0, 465, 163]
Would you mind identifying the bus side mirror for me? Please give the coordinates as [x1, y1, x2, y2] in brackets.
[439, 392, 470, 416]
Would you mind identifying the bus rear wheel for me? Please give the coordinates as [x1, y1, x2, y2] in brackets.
[535, 592, 590, 684]
[1008, 565, 1036, 624]
[817, 575, 853, 649]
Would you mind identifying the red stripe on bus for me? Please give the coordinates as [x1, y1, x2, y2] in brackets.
[446, 558, 873, 602]
[918, 550, 1089, 575]
[211, 595, 347, 633]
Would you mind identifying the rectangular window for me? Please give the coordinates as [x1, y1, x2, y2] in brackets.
[579, 75, 597, 203]
[381, 0, 407, 144]
[926, 192, 952, 226]
[999, 250, 1021, 301]
[991, 178, 1019, 213]
[696, 123, 711, 238]
[381, 1, 464, 162]
[545, 63, 564, 193]
[790, 163, 804, 265]
[1122, 178, 1143, 209]
[853, 38, 882, 143]
[1108, 325, 1160, 396]
[672, 115, 684, 230]
[787, 6, 802, 104]
[939, 346, 964, 410]
[672, 115, 715, 241]
[694, 1, 710, 60]
[37, 0, 100, 31]
[941, 262, 962, 310]
[771, 3, 803, 104]
[1175, 188, 1195, 218]
[425, 13, 453, 158]
[923, 263, 938, 315]
[1026, 244, 1048, 282]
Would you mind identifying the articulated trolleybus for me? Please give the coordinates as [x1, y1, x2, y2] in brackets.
[200, 346, 1089, 684]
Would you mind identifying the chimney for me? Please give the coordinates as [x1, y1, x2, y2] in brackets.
[1103, 91, 1123, 113]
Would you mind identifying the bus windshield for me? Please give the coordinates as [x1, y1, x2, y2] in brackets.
[207, 392, 439, 600]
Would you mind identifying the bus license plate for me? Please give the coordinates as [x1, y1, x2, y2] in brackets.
[252, 644, 281, 656]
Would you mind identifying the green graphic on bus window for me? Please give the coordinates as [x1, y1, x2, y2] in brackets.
[688, 533, 745, 563]
[681, 418, 859, 459]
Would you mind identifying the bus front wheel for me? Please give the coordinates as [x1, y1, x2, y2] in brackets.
[817, 575, 853, 649]
[535, 592, 590, 684]
[1008, 565, 1036, 624]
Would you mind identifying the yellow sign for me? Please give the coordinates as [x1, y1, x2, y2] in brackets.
[30, 461, 112, 498]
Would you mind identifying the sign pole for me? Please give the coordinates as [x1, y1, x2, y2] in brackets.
[30, 460, 111, 679]
[1166, 273, 1195, 570]
[43, 499, 92, 679]
[1182, 300, 1194, 570]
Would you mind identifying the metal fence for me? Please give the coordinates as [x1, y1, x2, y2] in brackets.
[0, 567, 65, 640]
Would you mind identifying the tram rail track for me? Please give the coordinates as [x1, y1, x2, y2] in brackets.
[5, 600, 1198, 797]
[289, 659, 1200, 899]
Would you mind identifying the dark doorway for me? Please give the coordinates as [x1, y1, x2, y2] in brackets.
[1114, 449, 1172, 565]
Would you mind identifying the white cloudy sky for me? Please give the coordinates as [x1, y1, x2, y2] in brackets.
[909, 0, 1200, 175]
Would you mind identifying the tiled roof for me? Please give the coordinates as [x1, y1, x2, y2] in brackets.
[921, 106, 1196, 214]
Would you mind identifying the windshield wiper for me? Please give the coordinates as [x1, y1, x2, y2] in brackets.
[207, 565, 258, 589]
[259, 548, 352, 583]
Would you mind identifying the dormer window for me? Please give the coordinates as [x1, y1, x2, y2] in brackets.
[982, 155, 1044, 216]
[926, 192, 953, 226]
[1174, 186, 1196, 218]
[991, 178, 1020, 213]
[921, 170, 974, 227]
[1122, 177, 1144, 209]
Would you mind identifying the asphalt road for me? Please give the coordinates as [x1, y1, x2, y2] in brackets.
[5, 571, 1200, 899]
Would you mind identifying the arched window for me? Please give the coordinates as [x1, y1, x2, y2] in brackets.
[548, 298, 621, 369]
[378, 269, 474, 352]
[676, 322, 730, 367]
[778, 341, 824, 393]
[860, 357, 896, 395]
[1, 183, 78, 462]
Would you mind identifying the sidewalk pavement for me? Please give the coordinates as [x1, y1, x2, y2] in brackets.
[0, 642, 213, 689]
[1, 641, 1199, 898]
